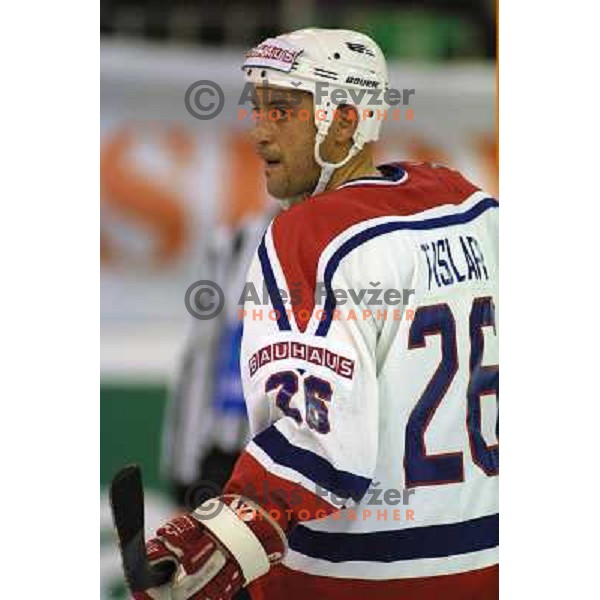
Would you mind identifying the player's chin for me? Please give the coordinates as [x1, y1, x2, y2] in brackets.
[266, 175, 290, 200]
[266, 174, 313, 201]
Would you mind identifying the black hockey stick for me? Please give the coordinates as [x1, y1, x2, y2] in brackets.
[109, 465, 176, 593]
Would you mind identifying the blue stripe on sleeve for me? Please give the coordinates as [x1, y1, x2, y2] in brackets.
[254, 425, 371, 503]
[258, 234, 291, 331]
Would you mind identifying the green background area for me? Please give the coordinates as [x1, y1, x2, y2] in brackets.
[101, 383, 168, 488]
[101, 383, 172, 599]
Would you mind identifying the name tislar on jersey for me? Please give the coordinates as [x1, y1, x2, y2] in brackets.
[420, 235, 489, 290]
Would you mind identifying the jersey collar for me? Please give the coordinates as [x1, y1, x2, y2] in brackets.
[337, 164, 408, 190]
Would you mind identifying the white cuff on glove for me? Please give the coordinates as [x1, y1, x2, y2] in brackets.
[192, 499, 271, 584]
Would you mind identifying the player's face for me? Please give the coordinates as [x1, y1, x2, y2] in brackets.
[249, 86, 321, 199]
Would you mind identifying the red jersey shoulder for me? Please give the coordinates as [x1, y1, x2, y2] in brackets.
[268, 161, 479, 332]
[271, 161, 479, 250]
[397, 161, 480, 197]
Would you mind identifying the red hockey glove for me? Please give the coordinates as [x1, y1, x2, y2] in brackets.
[134, 495, 287, 600]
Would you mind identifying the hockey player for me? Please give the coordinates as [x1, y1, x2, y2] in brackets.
[133, 28, 499, 600]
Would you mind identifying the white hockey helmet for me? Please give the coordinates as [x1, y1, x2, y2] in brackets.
[242, 28, 389, 195]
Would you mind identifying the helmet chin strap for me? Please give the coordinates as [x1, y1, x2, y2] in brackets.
[312, 130, 364, 196]
[278, 121, 365, 207]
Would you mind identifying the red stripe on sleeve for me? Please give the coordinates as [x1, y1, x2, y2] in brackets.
[224, 451, 338, 532]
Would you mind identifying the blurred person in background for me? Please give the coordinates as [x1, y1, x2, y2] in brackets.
[161, 209, 275, 507]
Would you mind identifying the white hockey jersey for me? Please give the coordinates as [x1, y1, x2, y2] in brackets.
[224, 162, 499, 599]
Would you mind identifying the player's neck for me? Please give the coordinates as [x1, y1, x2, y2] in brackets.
[325, 148, 380, 192]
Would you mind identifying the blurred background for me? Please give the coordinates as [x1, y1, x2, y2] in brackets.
[100, 1, 497, 597]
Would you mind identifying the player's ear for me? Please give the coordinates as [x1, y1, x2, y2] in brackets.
[332, 105, 359, 144]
